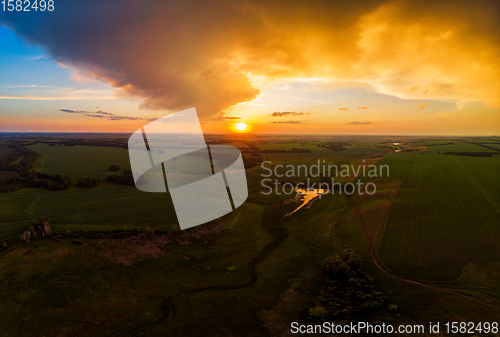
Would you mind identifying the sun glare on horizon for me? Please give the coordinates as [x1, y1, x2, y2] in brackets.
[234, 123, 248, 132]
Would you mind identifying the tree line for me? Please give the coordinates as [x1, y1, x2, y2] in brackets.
[424, 142, 454, 146]
[443, 152, 498, 157]
[76, 177, 100, 188]
[0, 176, 20, 193]
[0, 146, 38, 177]
[25, 172, 72, 191]
[40, 139, 128, 148]
[106, 169, 135, 185]
[317, 141, 351, 152]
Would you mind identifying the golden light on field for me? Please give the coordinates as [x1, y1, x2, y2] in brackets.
[233, 123, 249, 133]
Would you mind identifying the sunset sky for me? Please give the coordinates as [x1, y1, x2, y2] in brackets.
[0, 0, 499, 135]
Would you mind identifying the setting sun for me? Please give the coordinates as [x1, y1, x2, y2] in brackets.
[234, 123, 248, 131]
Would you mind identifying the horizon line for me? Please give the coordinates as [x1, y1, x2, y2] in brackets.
[0, 131, 498, 137]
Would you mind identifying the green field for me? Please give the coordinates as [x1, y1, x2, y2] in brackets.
[27, 144, 131, 180]
[0, 186, 183, 241]
[486, 143, 500, 150]
[378, 146, 500, 281]
[350, 139, 384, 146]
[411, 141, 498, 153]
[0, 190, 42, 241]
[1, 136, 500, 335]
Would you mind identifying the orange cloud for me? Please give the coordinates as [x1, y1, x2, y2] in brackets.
[406, 85, 419, 93]
[348, 121, 371, 125]
[2, 0, 499, 119]
[211, 112, 242, 120]
[268, 111, 309, 117]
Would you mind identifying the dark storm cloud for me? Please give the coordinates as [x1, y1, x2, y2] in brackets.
[0, 0, 387, 117]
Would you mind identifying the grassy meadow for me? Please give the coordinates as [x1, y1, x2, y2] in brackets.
[27, 144, 131, 180]
[377, 143, 500, 281]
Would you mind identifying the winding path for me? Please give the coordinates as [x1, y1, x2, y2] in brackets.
[111, 208, 290, 336]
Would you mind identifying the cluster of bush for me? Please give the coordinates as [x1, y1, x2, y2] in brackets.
[308, 249, 387, 323]
[327, 141, 351, 152]
[425, 142, 455, 146]
[315, 141, 351, 152]
[25, 172, 72, 191]
[109, 164, 121, 171]
[106, 168, 134, 185]
[76, 177, 100, 188]
[42, 139, 127, 148]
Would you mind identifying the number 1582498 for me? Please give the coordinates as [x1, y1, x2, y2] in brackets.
[2, 0, 54, 11]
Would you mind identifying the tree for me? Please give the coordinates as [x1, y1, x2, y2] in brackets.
[309, 249, 387, 322]
[109, 164, 121, 171]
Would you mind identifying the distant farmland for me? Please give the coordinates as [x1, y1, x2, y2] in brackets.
[413, 141, 498, 154]
[28, 144, 131, 180]
[377, 143, 500, 281]
[256, 142, 384, 158]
